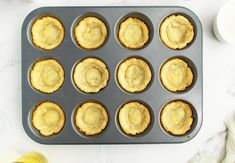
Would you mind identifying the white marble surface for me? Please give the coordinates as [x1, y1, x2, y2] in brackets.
[0, 0, 235, 162]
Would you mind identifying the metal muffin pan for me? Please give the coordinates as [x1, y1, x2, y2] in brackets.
[21, 6, 203, 144]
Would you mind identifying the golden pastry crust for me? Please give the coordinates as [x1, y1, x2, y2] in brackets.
[161, 101, 193, 135]
[75, 102, 108, 136]
[74, 17, 108, 49]
[32, 102, 65, 136]
[73, 58, 109, 93]
[32, 16, 64, 50]
[30, 59, 65, 93]
[160, 58, 193, 92]
[117, 58, 152, 92]
[160, 15, 194, 49]
[118, 102, 151, 135]
[119, 17, 149, 49]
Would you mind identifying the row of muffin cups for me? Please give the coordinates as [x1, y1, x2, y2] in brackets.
[30, 99, 196, 138]
[29, 56, 196, 95]
[30, 12, 195, 51]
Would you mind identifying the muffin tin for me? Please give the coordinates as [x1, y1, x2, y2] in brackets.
[21, 6, 203, 144]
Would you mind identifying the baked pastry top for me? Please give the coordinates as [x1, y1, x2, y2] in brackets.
[32, 101, 65, 136]
[32, 16, 64, 50]
[118, 102, 151, 135]
[160, 15, 194, 49]
[73, 58, 109, 93]
[117, 58, 152, 92]
[118, 17, 149, 49]
[74, 17, 108, 49]
[30, 59, 64, 93]
[160, 58, 193, 92]
[75, 102, 108, 136]
[160, 101, 193, 135]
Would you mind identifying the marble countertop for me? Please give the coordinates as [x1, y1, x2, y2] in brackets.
[1, 0, 235, 162]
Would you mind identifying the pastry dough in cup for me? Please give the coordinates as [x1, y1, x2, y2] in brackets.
[117, 58, 152, 93]
[73, 58, 109, 93]
[160, 58, 193, 92]
[160, 101, 193, 135]
[32, 102, 65, 136]
[118, 101, 151, 135]
[119, 17, 149, 49]
[75, 102, 108, 136]
[160, 15, 194, 49]
[32, 16, 64, 50]
[30, 59, 65, 94]
[74, 16, 108, 49]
